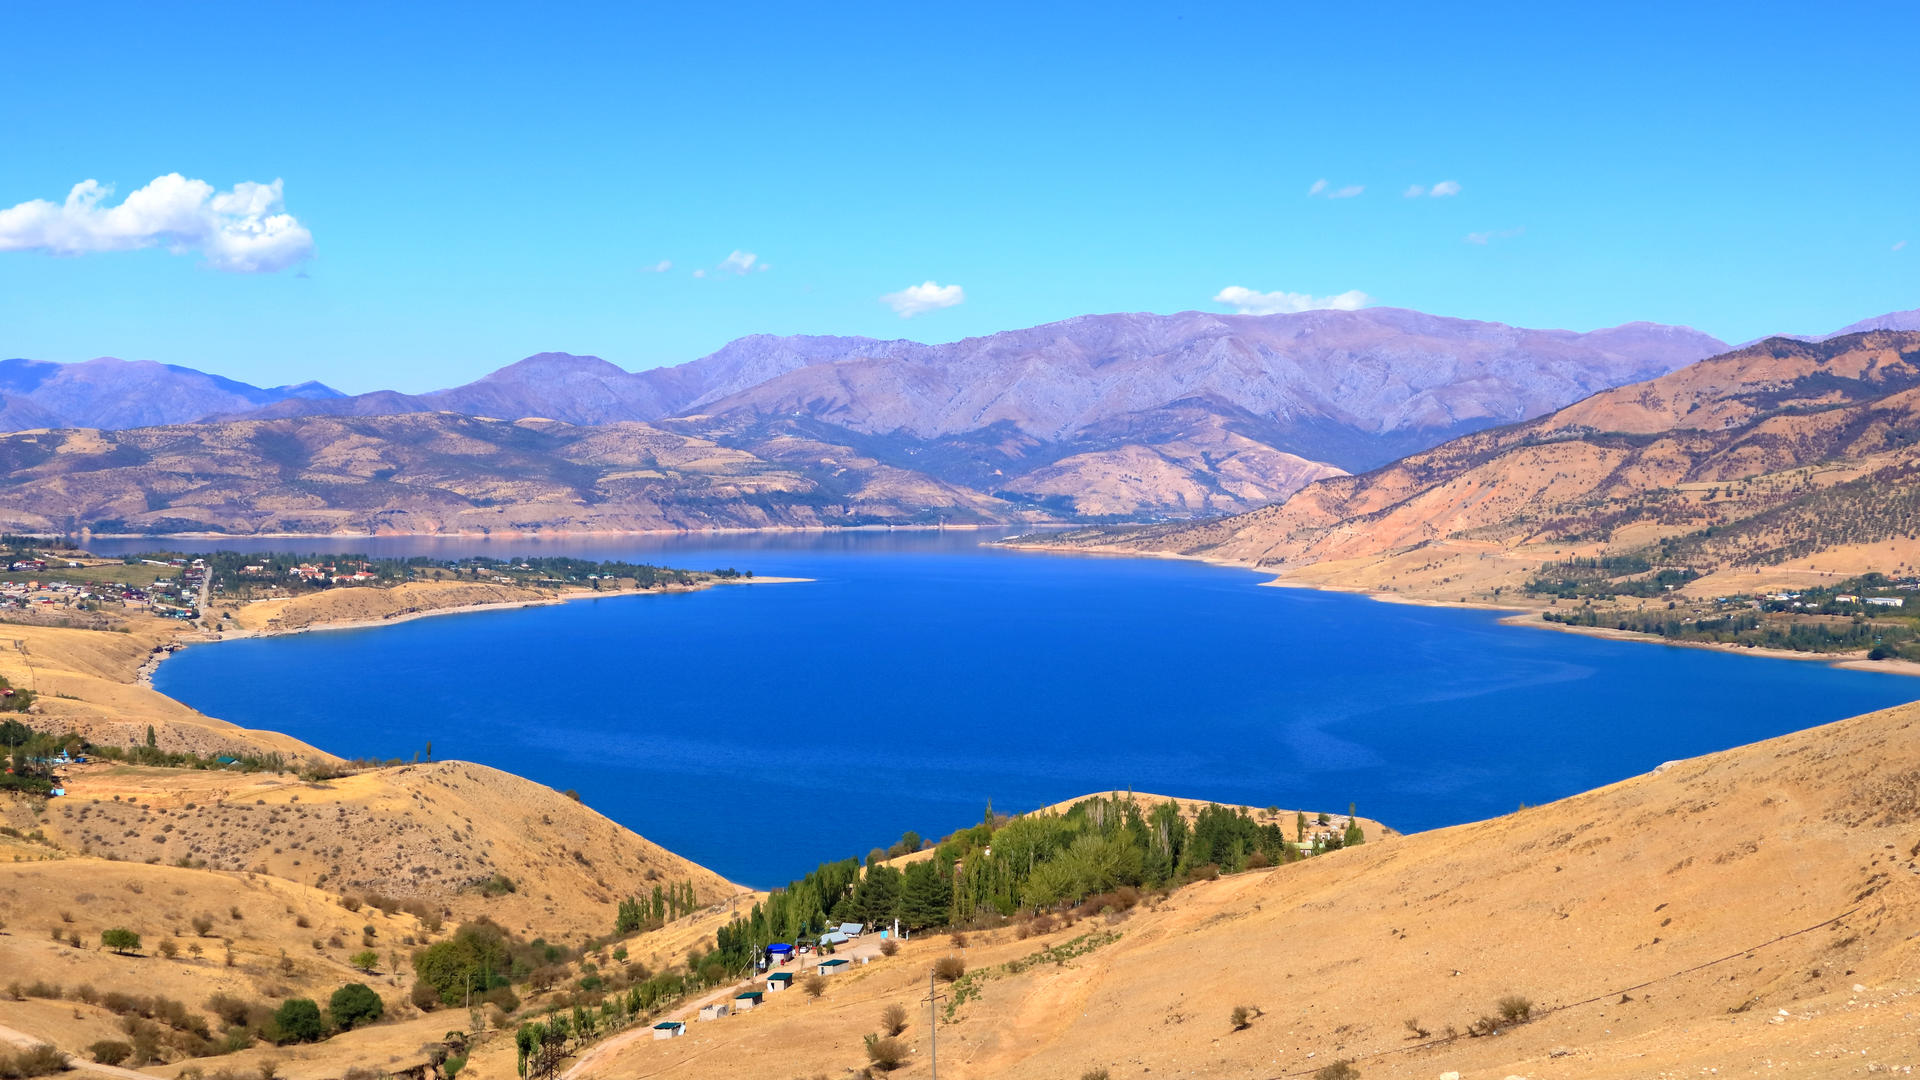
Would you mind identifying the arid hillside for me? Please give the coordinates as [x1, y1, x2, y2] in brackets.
[0, 413, 1018, 534]
[577, 697, 1920, 1080]
[0, 588, 755, 1078]
[0, 617, 331, 763]
[19, 760, 738, 942]
[1043, 330, 1920, 598]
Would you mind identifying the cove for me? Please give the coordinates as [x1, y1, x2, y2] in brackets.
[127, 529, 1919, 887]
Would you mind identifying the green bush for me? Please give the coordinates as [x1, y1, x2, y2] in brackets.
[88, 1041, 131, 1066]
[328, 983, 384, 1030]
[271, 998, 324, 1044]
[100, 928, 141, 954]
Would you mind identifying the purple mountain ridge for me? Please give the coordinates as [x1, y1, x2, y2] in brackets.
[230, 308, 1727, 469]
[0, 357, 341, 432]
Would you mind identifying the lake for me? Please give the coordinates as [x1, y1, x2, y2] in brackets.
[111, 529, 1919, 887]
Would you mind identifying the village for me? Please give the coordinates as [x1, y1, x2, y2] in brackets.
[1, 553, 204, 621]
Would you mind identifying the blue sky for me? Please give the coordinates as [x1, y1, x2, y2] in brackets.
[1, 1, 1914, 393]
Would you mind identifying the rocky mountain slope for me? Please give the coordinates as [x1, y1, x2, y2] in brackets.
[1045, 330, 1920, 593]
[0, 357, 339, 432]
[0, 413, 1017, 534]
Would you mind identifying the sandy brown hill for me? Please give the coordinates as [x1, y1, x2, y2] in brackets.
[0, 617, 333, 764]
[0, 413, 1019, 535]
[227, 580, 556, 634]
[580, 698, 1920, 1080]
[24, 760, 739, 944]
[1049, 330, 1920, 596]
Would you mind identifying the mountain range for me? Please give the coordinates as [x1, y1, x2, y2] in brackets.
[1044, 327, 1920, 599]
[0, 308, 1742, 528]
[0, 357, 341, 432]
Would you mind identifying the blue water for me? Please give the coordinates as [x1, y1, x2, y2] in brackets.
[118, 530, 1919, 887]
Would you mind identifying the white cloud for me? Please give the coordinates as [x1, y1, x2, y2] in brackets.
[881, 280, 965, 317]
[691, 268, 707, 278]
[719, 250, 759, 275]
[0, 173, 313, 272]
[642, 259, 672, 272]
[1213, 286, 1372, 315]
[1328, 185, 1364, 199]
[1429, 180, 1461, 197]
[1308, 179, 1328, 196]
[1404, 185, 1426, 198]
[1465, 226, 1524, 245]
[1895, 240, 1908, 252]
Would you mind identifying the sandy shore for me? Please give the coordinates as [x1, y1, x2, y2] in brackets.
[141, 575, 810, 682]
[68, 524, 1012, 540]
[1000, 537, 1920, 679]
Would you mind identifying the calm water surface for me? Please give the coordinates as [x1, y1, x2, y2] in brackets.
[107, 530, 1919, 886]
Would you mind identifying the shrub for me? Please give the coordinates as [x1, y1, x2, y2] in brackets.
[1314, 1063, 1359, 1080]
[1496, 994, 1533, 1023]
[341, 896, 363, 913]
[881, 1003, 907, 1036]
[206, 993, 254, 1027]
[349, 949, 379, 973]
[409, 981, 440, 1011]
[191, 915, 215, 937]
[328, 983, 384, 1030]
[948, 932, 968, 949]
[100, 927, 141, 954]
[1230, 1005, 1255, 1030]
[270, 998, 324, 1044]
[158, 940, 179, 960]
[89, 1041, 132, 1066]
[1403, 1017, 1430, 1039]
[1083, 1071, 1112, 1080]
[878, 938, 899, 958]
[0, 1044, 67, 1077]
[802, 974, 827, 999]
[932, 956, 965, 982]
[863, 1034, 907, 1072]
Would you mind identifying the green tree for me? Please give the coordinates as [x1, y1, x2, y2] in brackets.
[329, 983, 384, 1029]
[349, 949, 380, 973]
[412, 920, 512, 1006]
[272, 998, 325, 1043]
[145, 724, 156, 749]
[100, 927, 141, 954]
[615, 896, 644, 935]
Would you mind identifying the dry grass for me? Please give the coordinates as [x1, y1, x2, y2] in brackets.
[570, 698, 1920, 1080]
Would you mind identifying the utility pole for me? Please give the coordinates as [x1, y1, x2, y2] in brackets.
[922, 970, 946, 1080]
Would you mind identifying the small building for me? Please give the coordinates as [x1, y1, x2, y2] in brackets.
[819, 930, 851, 947]
[767, 971, 794, 992]
[651, 1021, 684, 1040]
[1868, 596, 1906, 607]
[698, 1003, 729, 1021]
[837, 921, 864, 938]
[766, 943, 794, 964]
[818, 958, 848, 976]
[734, 991, 762, 1012]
